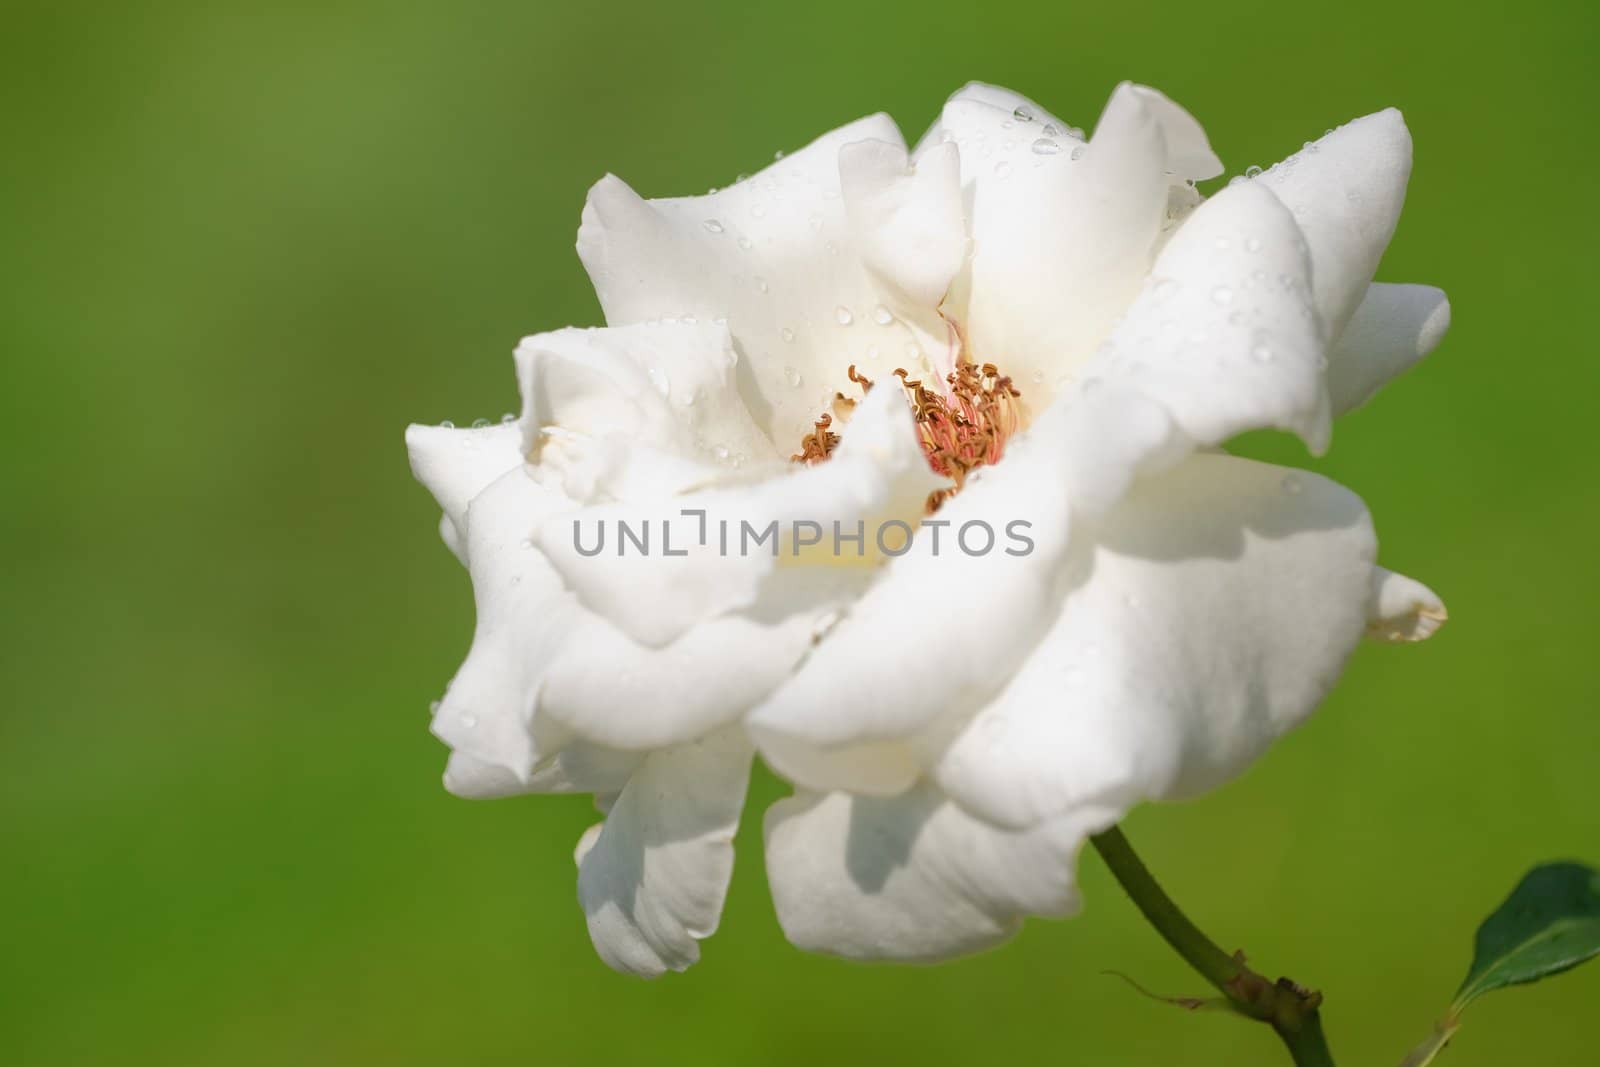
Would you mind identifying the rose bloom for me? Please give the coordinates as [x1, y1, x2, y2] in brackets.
[407, 81, 1448, 976]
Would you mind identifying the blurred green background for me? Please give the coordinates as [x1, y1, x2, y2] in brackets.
[3, 0, 1596, 1063]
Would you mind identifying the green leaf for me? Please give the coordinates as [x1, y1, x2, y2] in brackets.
[1453, 861, 1600, 1010]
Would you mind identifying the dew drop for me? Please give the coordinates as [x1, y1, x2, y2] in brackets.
[714, 444, 730, 460]
[702, 218, 724, 233]
[460, 712, 479, 729]
[1153, 278, 1179, 300]
[1245, 236, 1262, 253]
[647, 366, 671, 398]
[1281, 474, 1303, 495]
[1251, 341, 1275, 364]
[835, 305, 853, 326]
[780, 327, 796, 343]
[1031, 137, 1061, 156]
[774, 149, 786, 160]
[1244, 165, 1263, 179]
[783, 366, 803, 388]
[1012, 105, 1034, 122]
[439, 419, 455, 429]
[993, 160, 1012, 178]
[468, 417, 488, 428]
[1070, 146, 1085, 161]
[737, 236, 753, 250]
[755, 276, 769, 293]
[905, 341, 921, 360]
[872, 304, 894, 326]
[1030, 369, 1045, 384]
[500, 412, 516, 424]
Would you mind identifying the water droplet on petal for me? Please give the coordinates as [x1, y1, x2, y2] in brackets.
[647, 366, 671, 398]
[500, 412, 516, 424]
[1031, 137, 1061, 156]
[1013, 105, 1034, 122]
[780, 327, 796, 343]
[460, 712, 478, 729]
[439, 419, 455, 429]
[702, 219, 724, 233]
[872, 304, 894, 326]
[1282, 474, 1303, 495]
[1070, 145, 1085, 161]
[783, 366, 802, 388]
[1244, 165, 1263, 179]
[1245, 236, 1262, 253]
[993, 160, 1012, 178]
[470, 417, 490, 428]
[1153, 278, 1179, 300]
[737, 236, 753, 250]
[755, 276, 769, 293]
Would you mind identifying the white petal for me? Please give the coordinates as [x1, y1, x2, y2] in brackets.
[537, 607, 817, 750]
[838, 138, 966, 372]
[1259, 109, 1413, 339]
[1056, 178, 1330, 517]
[953, 82, 1175, 406]
[443, 743, 642, 799]
[515, 322, 778, 503]
[405, 422, 525, 559]
[1367, 566, 1448, 643]
[1327, 283, 1451, 416]
[577, 728, 752, 977]
[576, 114, 942, 448]
[749, 410, 1077, 794]
[431, 466, 578, 778]
[763, 784, 1116, 962]
[932, 453, 1378, 828]
[913, 83, 1073, 156]
[535, 380, 941, 646]
[1126, 84, 1223, 180]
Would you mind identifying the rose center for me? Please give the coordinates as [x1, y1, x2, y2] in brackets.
[791, 359, 1024, 513]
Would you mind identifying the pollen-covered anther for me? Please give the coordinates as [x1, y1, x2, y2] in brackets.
[791, 359, 1024, 512]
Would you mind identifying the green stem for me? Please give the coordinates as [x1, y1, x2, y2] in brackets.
[1090, 826, 1337, 1067]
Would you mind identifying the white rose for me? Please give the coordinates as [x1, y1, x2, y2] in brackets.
[407, 81, 1449, 976]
